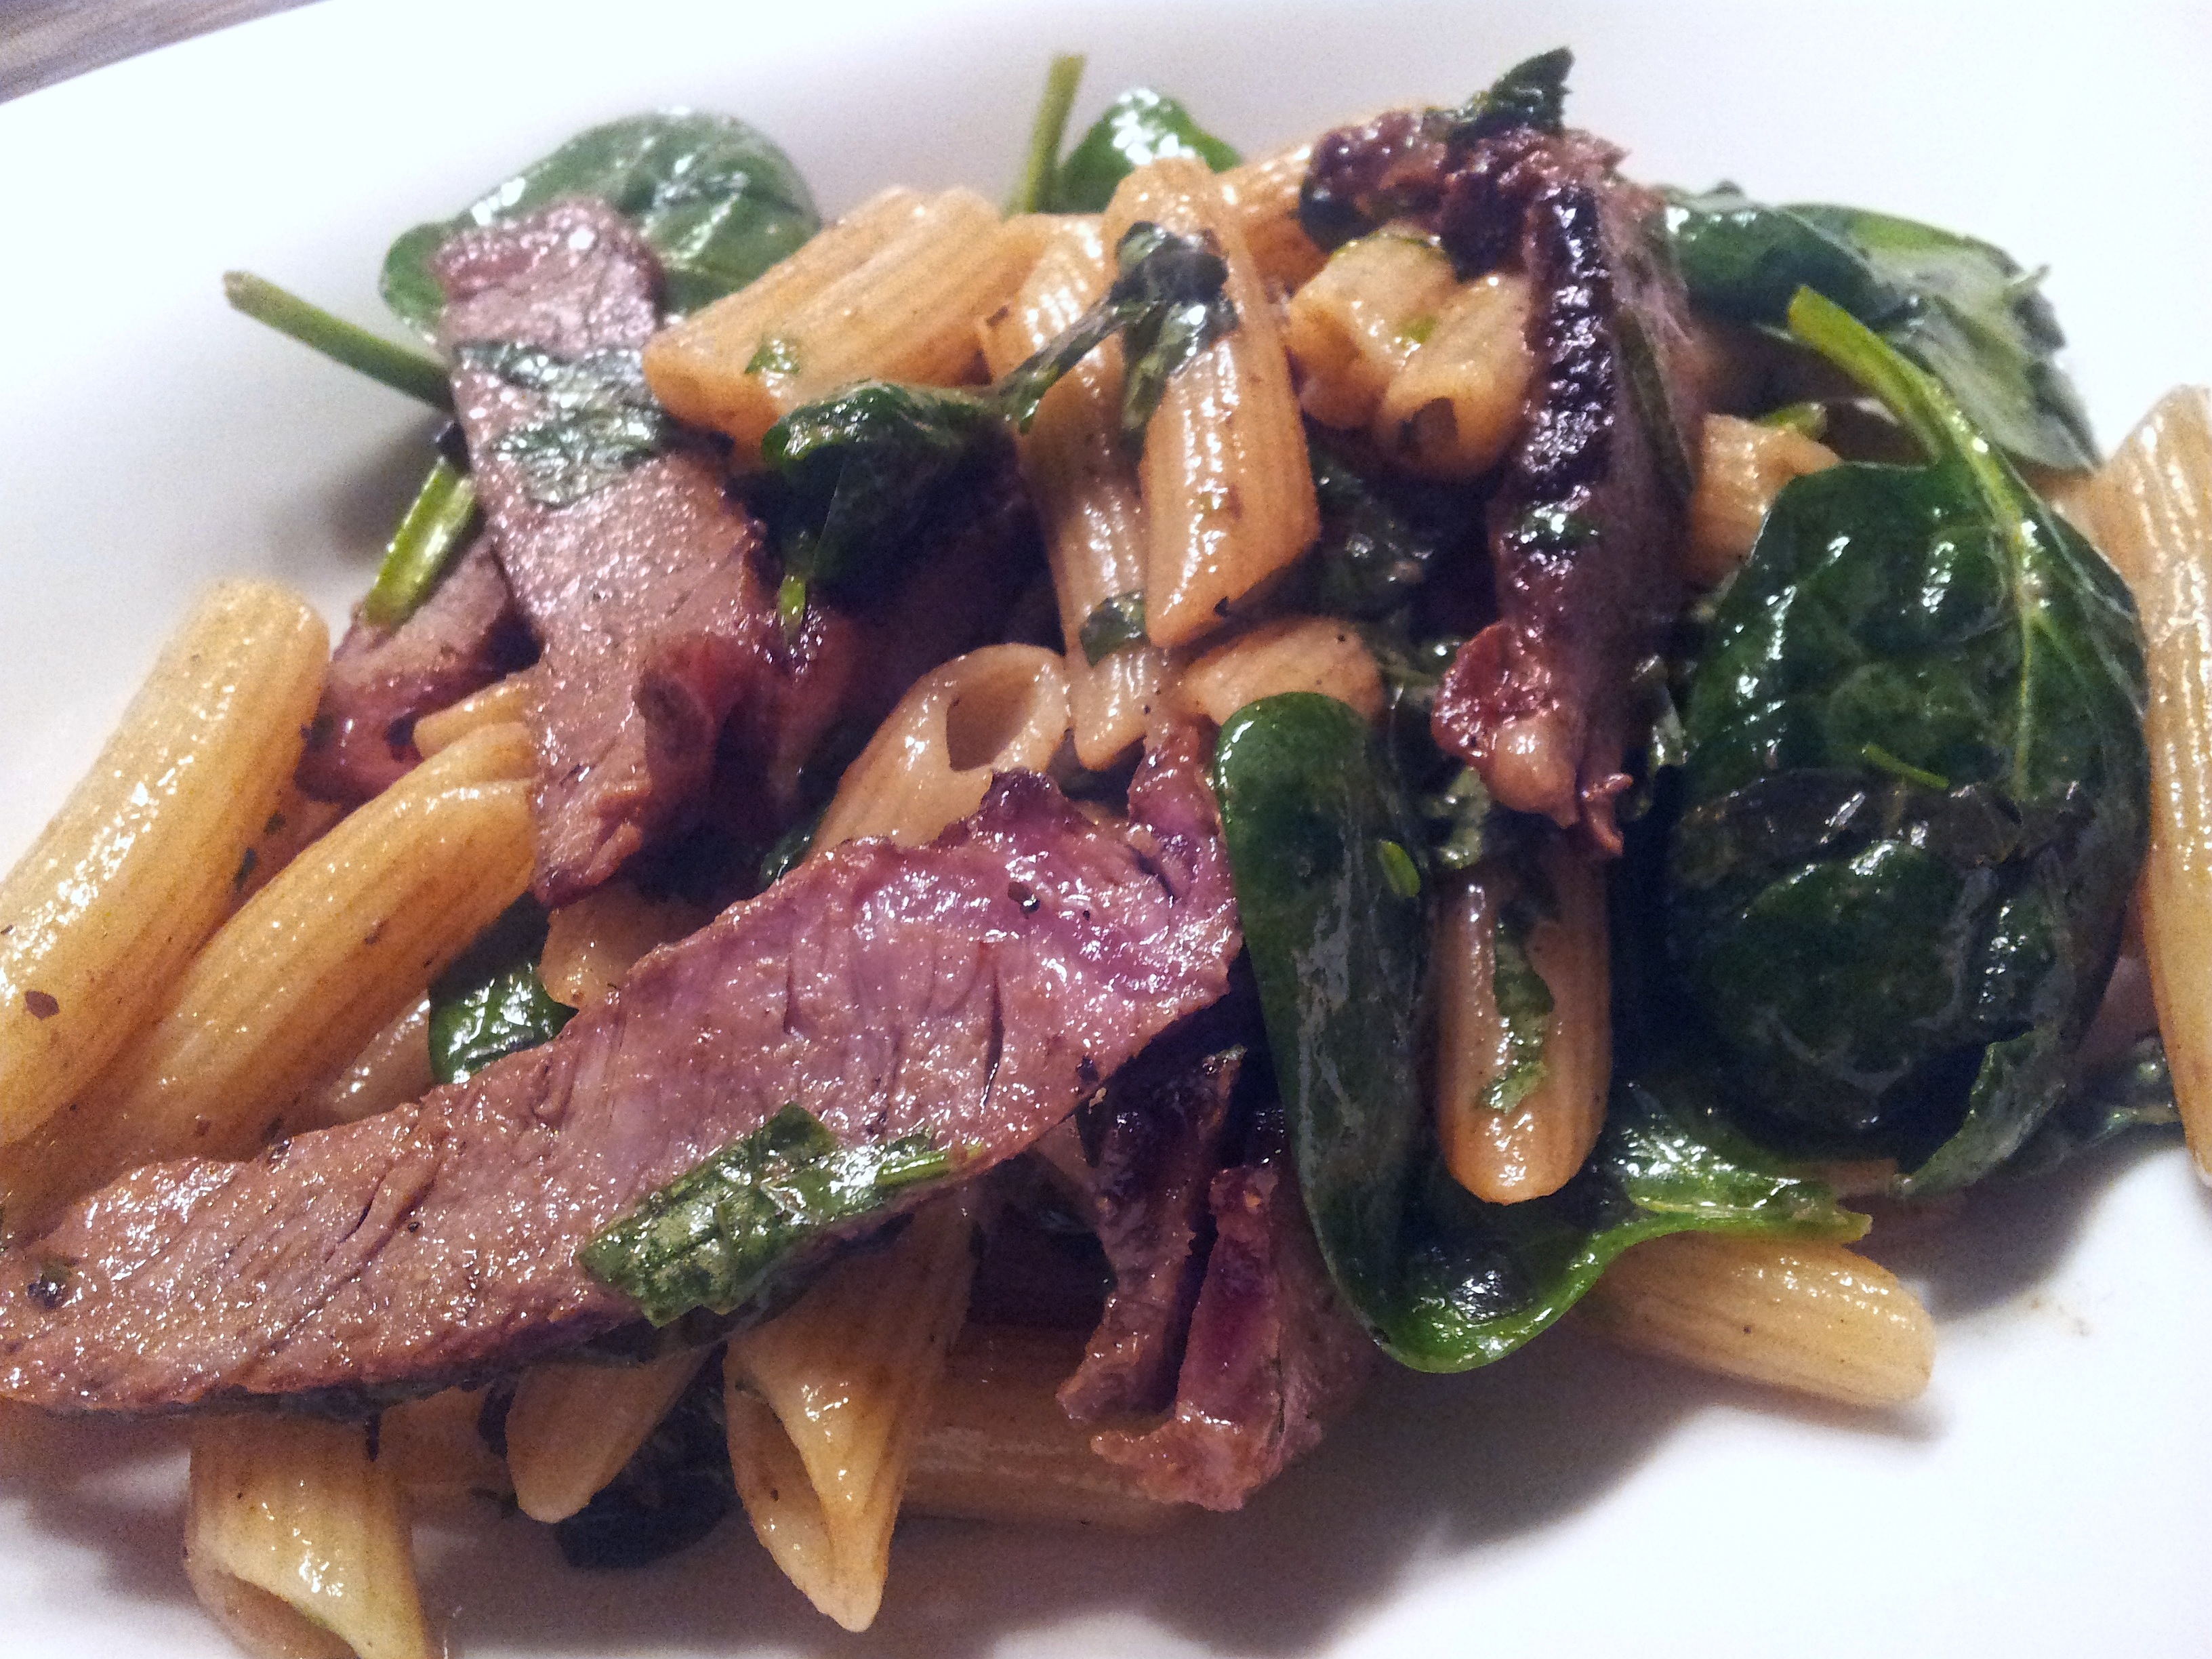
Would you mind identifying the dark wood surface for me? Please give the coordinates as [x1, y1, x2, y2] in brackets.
[1, 0, 320, 101]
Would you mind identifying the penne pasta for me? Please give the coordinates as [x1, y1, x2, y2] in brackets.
[640, 187, 930, 447]
[2078, 386, 2212, 1176]
[1371, 271, 1534, 479]
[233, 779, 346, 910]
[184, 1414, 432, 1659]
[411, 671, 532, 756]
[1435, 838, 1610, 1204]
[979, 216, 1170, 770]
[1580, 1233, 1936, 1408]
[1173, 614, 1385, 727]
[1284, 226, 1458, 430]
[905, 1324, 1181, 1532]
[1104, 156, 1319, 650]
[377, 1387, 512, 1513]
[0, 580, 327, 1147]
[287, 996, 434, 1133]
[1217, 142, 1326, 293]
[506, 1349, 712, 1524]
[813, 646, 1070, 854]
[724, 1197, 977, 1631]
[0, 722, 535, 1230]
[1682, 413, 1839, 585]
[539, 880, 708, 1010]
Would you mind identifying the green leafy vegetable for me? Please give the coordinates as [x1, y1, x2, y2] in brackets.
[1308, 443, 1450, 621]
[428, 900, 577, 1086]
[1008, 53, 1088, 215]
[580, 1105, 951, 1327]
[1664, 188, 2097, 470]
[381, 111, 819, 337]
[2005, 1036, 2180, 1178]
[1214, 693, 1862, 1371]
[552, 1360, 732, 1570]
[363, 457, 480, 629]
[1438, 44, 1572, 143]
[222, 271, 454, 409]
[1484, 901, 1554, 1113]
[762, 222, 1233, 612]
[1668, 290, 2149, 1193]
[1078, 591, 1148, 663]
[457, 342, 670, 507]
[1052, 87, 1240, 213]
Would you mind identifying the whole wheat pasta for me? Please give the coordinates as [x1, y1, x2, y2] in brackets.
[1580, 1233, 1936, 1408]
[1174, 614, 1385, 727]
[287, 996, 434, 1134]
[724, 1196, 977, 1631]
[0, 580, 326, 1147]
[1683, 413, 1839, 585]
[813, 645, 1070, 854]
[1103, 156, 1319, 650]
[184, 1414, 432, 1659]
[411, 670, 532, 756]
[1217, 142, 1326, 293]
[0, 722, 535, 1231]
[539, 880, 708, 1010]
[376, 1387, 512, 1515]
[1283, 226, 1459, 430]
[979, 216, 1169, 769]
[1371, 270, 1535, 479]
[506, 1348, 713, 1523]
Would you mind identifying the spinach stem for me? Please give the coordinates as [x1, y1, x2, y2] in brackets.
[1007, 53, 1086, 214]
[364, 458, 478, 629]
[224, 270, 454, 410]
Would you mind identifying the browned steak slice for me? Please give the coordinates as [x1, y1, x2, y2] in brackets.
[0, 735, 1237, 1412]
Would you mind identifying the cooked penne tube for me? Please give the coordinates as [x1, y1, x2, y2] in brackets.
[0, 580, 327, 1147]
[539, 880, 708, 1010]
[1105, 157, 1319, 650]
[724, 1197, 977, 1632]
[1284, 226, 1458, 430]
[1435, 838, 1610, 1204]
[411, 671, 533, 756]
[651, 190, 1043, 459]
[233, 779, 346, 910]
[1173, 614, 1385, 726]
[2078, 386, 2212, 1176]
[813, 646, 1070, 854]
[506, 1349, 712, 1524]
[979, 216, 1169, 770]
[184, 1414, 432, 1659]
[1371, 271, 1535, 479]
[0, 722, 535, 1229]
[640, 186, 930, 445]
[1580, 1233, 1936, 1408]
[904, 1324, 1181, 1532]
[1218, 142, 1326, 293]
[377, 1387, 512, 1512]
[1683, 413, 1839, 585]
[287, 996, 434, 1133]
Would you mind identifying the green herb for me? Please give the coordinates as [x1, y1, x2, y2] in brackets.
[428, 900, 577, 1086]
[1052, 87, 1240, 213]
[1438, 45, 1572, 144]
[744, 335, 800, 375]
[1664, 188, 2097, 470]
[2005, 1035, 2180, 1178]
[552, 1359, 731, 1570]
[1078, 591, 1148, 663]
[381, 111, 819, 337]
[1668, 290, 2149, 1193]
[457, 342, 670, 508]
[223, 271, 453, 409]
[580, 1105, 952, 1327]
[363, 457, 480, 629]
[1484, 900, 1553, 1112]
[1214, 693, 1865, 1371]
[1008, 53, 1088, 214]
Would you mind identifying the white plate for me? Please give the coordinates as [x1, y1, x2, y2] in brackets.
[1, 3, 2209, 1655]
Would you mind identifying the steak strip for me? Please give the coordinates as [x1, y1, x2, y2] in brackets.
[0, 735, 1237, 1413]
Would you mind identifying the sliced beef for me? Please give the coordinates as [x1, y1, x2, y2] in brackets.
[1057, 1047, 1241, 1422]
[1090, 1103, 1372, 1510]
[437, 199, 856, 905]
[0, 735, 1238, 1412]
[1305, 117, 1706, 854]
[297, 539, 535, 804]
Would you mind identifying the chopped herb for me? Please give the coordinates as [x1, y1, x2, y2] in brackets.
[427, 900, 577, 1086]
[1078, 591, 1149, 664]
[457, 342, 670, 507]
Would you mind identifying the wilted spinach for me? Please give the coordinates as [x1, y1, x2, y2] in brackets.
[1668, 289, 2148, 1194]
[1664, 188, 2097, 470]
[428, 900, 577, 1086]
[1214, 693, 1863, 1371]
[2005, 1035, 2180, 1178]
[382, 111, 819, 337]
[1051, 87, 1241, 212]
[456, 342, 671, 508]
[362, 454, 480, 629]
[223, 271, 452, 409]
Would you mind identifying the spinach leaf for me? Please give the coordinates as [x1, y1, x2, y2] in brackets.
[1052, 87, 1240, 213]
[223, 271, 453, 409]
[1008, 53, 1087, 216]
[382, 112, 819, 338]
[1214, 693, 1863, 1372]
[579, 1105, 951, 1328]
[1664, 187, 2096, 470]
[362, 455, 479, 629]
[457, 342, 670, 508]
[1309, 445, 1441, 621]
[762, 222, 1233, 615]
[428, 900, 577, 1086]
[2005, 1035, 2179, 1178]
[552, 1359, 731, 1570]
[1437, 44, 1572, 143]
[1668, 290, 2148, 1193]
[1078, 591, 1148, 664]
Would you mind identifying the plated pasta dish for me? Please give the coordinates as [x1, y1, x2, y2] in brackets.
[2, 41, 2209, 1659]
